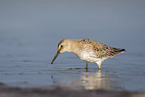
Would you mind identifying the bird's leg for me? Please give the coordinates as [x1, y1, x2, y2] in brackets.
[96, 61, 102, 70]
[85, 68, 88, 72]
[99, 67, 101, 70]
[85, 62, 88, 69]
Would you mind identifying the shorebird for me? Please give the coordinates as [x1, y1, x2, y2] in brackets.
[51, 38, 126, 70]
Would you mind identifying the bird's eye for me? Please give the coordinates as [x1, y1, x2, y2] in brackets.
[61, 45, 63, 48]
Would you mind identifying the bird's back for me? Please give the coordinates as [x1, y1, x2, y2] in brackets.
[77, 38, 126, 58]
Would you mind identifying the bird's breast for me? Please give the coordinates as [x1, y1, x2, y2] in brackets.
[77, 51, 100, 63]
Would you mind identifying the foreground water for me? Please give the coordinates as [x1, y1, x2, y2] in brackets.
[1, 52, 145, 92]
[0, 0, 145, 92]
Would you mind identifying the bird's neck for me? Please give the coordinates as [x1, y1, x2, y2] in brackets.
[69, 40, 80, 55]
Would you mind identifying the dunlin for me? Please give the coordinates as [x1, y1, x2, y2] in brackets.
[51, 38, 126, 70]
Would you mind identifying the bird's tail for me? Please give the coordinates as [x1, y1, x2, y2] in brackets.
[113, 48, 126, 54]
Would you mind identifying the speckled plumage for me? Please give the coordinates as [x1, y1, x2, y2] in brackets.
[51, 38, 126, 70]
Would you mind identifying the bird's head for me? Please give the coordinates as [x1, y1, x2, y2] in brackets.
[51, 38, 71, 64]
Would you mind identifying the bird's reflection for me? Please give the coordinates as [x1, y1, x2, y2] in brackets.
[81, 70, 108, 90]
[69, 70, 113, 90]
[50, 68, 121, 90]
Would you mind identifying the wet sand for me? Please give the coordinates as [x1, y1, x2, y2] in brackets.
[0, 83, 144, 97]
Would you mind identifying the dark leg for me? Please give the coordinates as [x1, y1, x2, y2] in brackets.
[85, 62, 88, 72]
[85, 62, 88, 69]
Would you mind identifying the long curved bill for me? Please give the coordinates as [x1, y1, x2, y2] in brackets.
[51, 50, 60, 64]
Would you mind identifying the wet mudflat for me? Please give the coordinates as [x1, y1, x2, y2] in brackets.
[1, 52, 145, 92]
[0, 0, 145, 96]
[0, 83, 145, 97]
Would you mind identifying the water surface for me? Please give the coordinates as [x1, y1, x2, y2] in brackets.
[0, 0, 145, 92]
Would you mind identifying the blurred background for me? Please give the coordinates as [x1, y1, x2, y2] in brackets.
[0, 0, 145, 91]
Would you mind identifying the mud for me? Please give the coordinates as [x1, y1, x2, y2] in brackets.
[0, 83, 144, 97]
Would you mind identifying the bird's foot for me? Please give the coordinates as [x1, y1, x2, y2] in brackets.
[85, 68, 88, 72]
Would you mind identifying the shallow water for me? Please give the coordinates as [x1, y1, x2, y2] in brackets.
[0, 0, 145, 92]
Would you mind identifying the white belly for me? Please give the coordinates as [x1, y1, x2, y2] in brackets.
[79, 51, 98, 63]
[78, 51, 110, 63]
